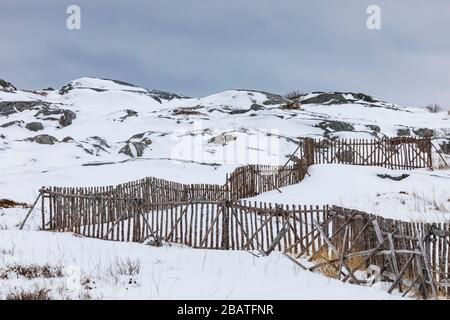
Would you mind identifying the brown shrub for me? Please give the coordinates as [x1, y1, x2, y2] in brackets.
[6, 287, 51, 300]
[0, 199, 30, 209]
[0, 264, 64, 279]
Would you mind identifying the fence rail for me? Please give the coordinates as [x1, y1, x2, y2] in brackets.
[308, 137, 432, 169]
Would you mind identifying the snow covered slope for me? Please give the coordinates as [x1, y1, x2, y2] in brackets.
[1, 77, 449, 203]
[1, 77, 449, 300]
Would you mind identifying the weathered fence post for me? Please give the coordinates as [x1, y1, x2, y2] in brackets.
[221, 201, 230, 250]
[303, 138, 315, 166]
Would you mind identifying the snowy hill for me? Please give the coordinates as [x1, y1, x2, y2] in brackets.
[1, 77, 449, 200]
[1, 77, 449, 300]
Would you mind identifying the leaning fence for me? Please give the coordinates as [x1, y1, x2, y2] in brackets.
[32, 136, 445, 298]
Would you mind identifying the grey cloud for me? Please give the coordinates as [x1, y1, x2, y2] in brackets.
[1, 0, 450, 107]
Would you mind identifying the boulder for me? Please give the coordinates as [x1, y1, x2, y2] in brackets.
[25, 122, 44, 132]
[413, 128, 435, 138]
[26, 134, 59, 145]
[440, 140, 450, 155]
[62, 136, 75, 143]
[397, 128, 411, 136]
[59, 110, 77, 127]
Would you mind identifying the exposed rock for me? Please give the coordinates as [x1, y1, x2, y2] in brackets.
[118, 109, 138, 122]
[301, 92, 379, 105]
[119, 142, 146, 157]
[58, 109, 77, 127]
[303, 93, 348, 105]
[229, 109, 249, 115]
[0, 101, 50, 116]
[413, 128, 435, 138]
[34, 108, 63, 117]
[377, 173, 410, 181]
[119, 132, 153, 157]
[62, 136, 74, 143]
[397, 128, 411, 136]
[59, 82, 74, 95]
[85, 136, 110, 149]
[233, 89, 290, 106]
[25, 122, 44, 131]
[208, 134, 237, 145]
[250, 104, 265, 111]
[440, 140, 450, 155]
[366, 125, 380, 133]
[1, 120, 24, 128]
[26, 134, 59, 145]
[141, 138, 153, 145]
[173, 107, 205, 116]
[147, 89, 189, 102]
[0, 79, 16, 92]
[316, 120, 355, 133]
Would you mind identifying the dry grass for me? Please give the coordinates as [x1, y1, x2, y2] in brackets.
[6, 287, 51, 300]
[0, 264, 64, 279]
[308, 246, 366, 279]
[308, 247, 339, 278]
[0, 198, 30, 209]
[108, 258, 141, 277]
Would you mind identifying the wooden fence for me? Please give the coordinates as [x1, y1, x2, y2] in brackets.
[35, 137, 442, 298]
[39, 189, 449, 298]
[305, 137, 432, 169]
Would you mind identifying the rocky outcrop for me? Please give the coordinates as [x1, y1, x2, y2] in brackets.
[118, 109, 138, 122]
[58, 110, 77, 127]
[302, 92, 379, 105]
[25, 122, 44, 132]
[1, 120, 24, 128]
[413, 128, 435, 138]
[26, 134, 59, 145]
[147, 89, 189, 102]
[397, 128, 411, 136]
[118, 133, 153, 158]
[366, 125, 380, 133]
[316, 120, 355, 133]
[119, 142, 147, 157]
[0, 79, 16, 92]
[0, 101, 50, 116]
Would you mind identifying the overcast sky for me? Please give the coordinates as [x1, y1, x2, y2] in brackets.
[1, 0, 450, 107]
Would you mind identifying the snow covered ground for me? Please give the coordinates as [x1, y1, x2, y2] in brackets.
[1, 77, 449, 299]
[0, 227, 404, 300]
[246, 164, 450, 223]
